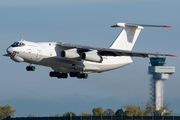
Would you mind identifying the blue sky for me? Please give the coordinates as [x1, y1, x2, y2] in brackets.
[0, 0, 180, 116]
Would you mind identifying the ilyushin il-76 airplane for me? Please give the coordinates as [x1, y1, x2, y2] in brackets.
[4, 23, 177, 79]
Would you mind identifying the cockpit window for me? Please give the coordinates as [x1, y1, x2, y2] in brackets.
[11, 42, 25, 47]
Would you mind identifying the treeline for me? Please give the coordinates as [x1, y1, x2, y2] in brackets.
[0, 103, 173, 120]
[60, 103, 173, 117]
[23, 103, 174, 117]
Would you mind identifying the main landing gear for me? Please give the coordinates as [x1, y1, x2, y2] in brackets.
[49, 71, 88, 79]
[49, 71, 68, 78]
[70, 72, 88, 79]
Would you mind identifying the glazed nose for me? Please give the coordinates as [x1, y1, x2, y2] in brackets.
[6, 46, 13, 54]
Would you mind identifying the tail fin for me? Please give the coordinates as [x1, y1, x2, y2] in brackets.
[110, 23, 170, 51]
[110, 23, 143, 51]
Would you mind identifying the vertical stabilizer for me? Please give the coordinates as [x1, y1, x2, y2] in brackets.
[110, 23, 143, 51]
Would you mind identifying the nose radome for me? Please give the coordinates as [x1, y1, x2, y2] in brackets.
[6, 46, 13, 54]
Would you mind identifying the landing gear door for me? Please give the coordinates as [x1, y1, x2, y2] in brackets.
[36, 50, 42, 60]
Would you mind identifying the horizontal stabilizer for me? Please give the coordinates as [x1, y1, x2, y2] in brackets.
[111, 23, 171, 28]
[166, 54, 177, 57]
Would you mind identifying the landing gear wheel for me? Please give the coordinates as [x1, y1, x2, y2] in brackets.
[82, 74, 88, 79]
[62, 73, 68, 78]
[70, 72, 80, 77]
[49, 71, 56, 77]
[26, 66, 35, 71]
[31, 66, 35, 71]
[70, 72, 75, 77]
[69, 71, 88, 79]
[76, 72, 81, 78]
[57, 72, 62, 78]
[76, 73, 88, 79]
[49, 71, 68, 79]
[26, 66, 30, 71]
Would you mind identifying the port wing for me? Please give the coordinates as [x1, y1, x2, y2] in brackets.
[56, 42, 176, 58]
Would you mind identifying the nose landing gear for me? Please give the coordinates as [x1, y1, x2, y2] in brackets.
[26, 66, 35, 71]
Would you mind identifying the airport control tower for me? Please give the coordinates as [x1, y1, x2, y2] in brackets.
[148, 57, 175, 112]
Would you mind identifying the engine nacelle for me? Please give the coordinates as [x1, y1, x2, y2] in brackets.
[80, 51, 102, 62]
[61, 48, 80, 59]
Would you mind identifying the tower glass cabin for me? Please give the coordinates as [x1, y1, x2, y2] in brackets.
[150, 57, 166, 66]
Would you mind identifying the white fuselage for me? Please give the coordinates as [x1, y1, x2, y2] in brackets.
[7, 41, 133, 74]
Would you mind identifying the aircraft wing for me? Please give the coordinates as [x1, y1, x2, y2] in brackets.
[56, 42, 177, 58]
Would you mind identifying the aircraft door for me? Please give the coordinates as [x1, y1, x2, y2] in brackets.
[36, 50, 42, 60]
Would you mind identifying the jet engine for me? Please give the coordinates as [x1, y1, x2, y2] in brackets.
[61, 48, 80, 59]
[80, 51, 102, 62]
